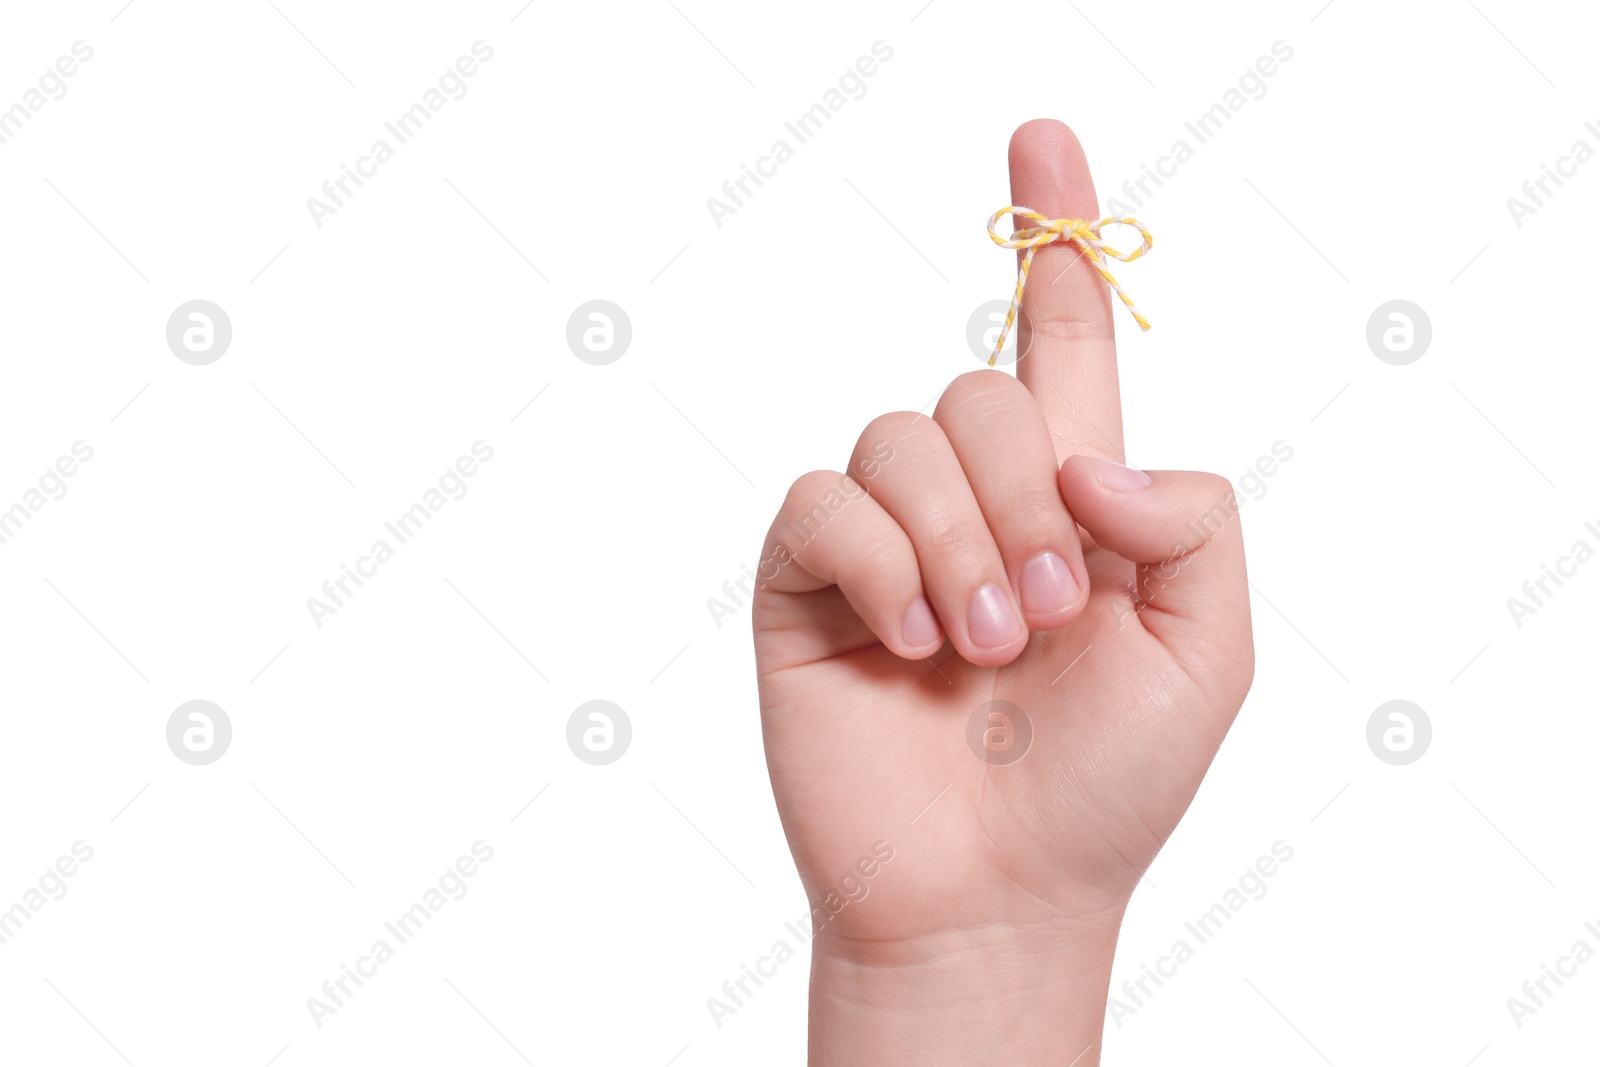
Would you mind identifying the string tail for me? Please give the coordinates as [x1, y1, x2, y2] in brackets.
[990, 247, 1036, 366]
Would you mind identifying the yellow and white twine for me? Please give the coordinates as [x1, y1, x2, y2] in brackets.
[985, 207, 1154, 366]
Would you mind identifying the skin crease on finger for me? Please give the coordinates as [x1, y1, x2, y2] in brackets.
[752, 117, 1254, 1065]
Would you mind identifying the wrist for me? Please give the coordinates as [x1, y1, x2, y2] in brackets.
[807, 911, 1125, 1066]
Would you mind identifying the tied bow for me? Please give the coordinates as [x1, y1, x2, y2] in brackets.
[985, 207, 1154, 366]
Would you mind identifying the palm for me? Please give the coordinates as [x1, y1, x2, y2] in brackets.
[756, 538, 1245, 944]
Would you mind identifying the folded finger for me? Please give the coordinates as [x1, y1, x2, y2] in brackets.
[850, 413, 1027, 667]
[758, 469, 944, 660]
[933, 369, 1089, 631]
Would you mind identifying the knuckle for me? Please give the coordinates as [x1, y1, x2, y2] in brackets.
[935, 369, 1026, 421]
[781, 470, 861, 525]
[1180, 473, 1241, 548]
[1196, 471, 1240, 514]
[853, 535, 911, 581]
[1194, 470, 1235, 499]
[919, 507, 986, 562]
[858, 410, 931, 450]
[784, 469, 846, 508]
[1003, 482, 1068, 528]
[854, 411, 935, 473]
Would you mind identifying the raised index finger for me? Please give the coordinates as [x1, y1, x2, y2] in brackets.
[1007, 118, 1127, 465]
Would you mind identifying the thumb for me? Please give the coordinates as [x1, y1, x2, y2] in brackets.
[1059, 455, 1252, 680]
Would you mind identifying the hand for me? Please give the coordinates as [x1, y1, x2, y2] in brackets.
[752, 119, 1254, 1065]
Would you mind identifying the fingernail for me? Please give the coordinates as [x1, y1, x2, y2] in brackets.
[902, 596, 941, 648]
[1089, 457, 1153, 490]
[967, 582, 1022, 648]
[1020, 552, 1079, 614]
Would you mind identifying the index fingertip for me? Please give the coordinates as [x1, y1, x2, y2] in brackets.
[1008, 119, 1100, 222]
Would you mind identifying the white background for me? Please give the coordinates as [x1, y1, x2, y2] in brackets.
[1, 0, 1596, 1063]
